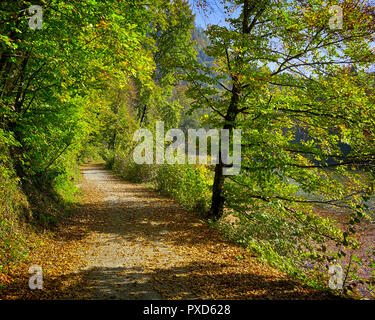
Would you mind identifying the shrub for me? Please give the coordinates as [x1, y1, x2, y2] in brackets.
[155, 163, 212, 213]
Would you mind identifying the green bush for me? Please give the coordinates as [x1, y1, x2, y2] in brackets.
[155, 163, 212, 213]
[209, 206, 342, 290]
[113, 156, 157, 183]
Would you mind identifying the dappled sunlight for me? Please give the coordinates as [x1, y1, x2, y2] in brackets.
[2, 164, 339, 300]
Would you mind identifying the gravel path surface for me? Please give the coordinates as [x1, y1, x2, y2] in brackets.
[77, 164, 192, 299]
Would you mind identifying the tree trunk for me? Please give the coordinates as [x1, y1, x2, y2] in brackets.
[209, 84, 240, 219]
[210, 162, 225, 219]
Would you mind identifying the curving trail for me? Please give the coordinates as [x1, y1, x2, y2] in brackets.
[63, 163, 335, 300]
[2, 163, 336, 300]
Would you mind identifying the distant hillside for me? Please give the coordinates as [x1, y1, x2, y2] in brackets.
[191, 27, 214, 66]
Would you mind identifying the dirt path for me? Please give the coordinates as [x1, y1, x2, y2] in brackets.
[2, 163, 336, 300]
[72, 164, 193, 299]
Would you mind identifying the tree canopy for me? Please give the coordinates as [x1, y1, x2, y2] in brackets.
[1, 0, 375, 297]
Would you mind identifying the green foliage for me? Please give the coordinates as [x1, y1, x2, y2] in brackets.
[1, 0, 176, 269]
[155, 163, 212, 212]
[0, 217, 28, 268]
[184, 0, 375, 295]
[209, 207, 337, 289]
[0, 171, 29, 270]
[1, 0, 374, 298]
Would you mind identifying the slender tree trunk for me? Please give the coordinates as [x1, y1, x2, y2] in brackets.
[7, 55, 30, 185]
[210, 162, 225, 218]
[209, 84, 240, 219]
[8, 119, 26, 182]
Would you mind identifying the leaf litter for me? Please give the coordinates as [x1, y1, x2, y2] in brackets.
[1, 163, 337, 300]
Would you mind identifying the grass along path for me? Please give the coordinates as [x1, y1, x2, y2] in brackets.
[2, 163, 337, 299]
